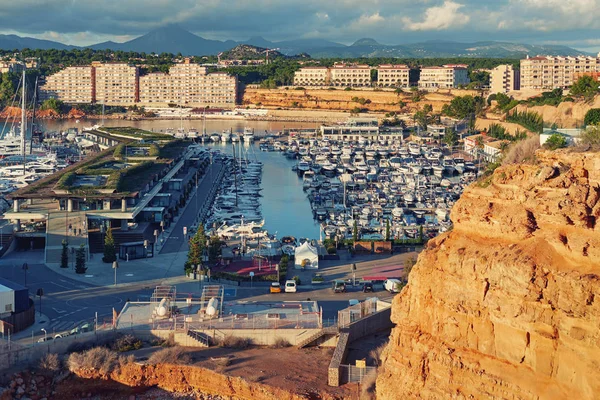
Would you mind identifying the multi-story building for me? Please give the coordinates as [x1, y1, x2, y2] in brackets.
[93, 62, 139, 105]
[490, 65, 520, 93]
[39, 66, 94, 104]
[520, 55, 600, 90]
[40, 59, 237, 107]
[0, 58, 25, 74]
[293, 67, 329, 86]
[329, 64, 372, 87]
[419, 64, 469, 89]
[376, 64, 410, 88]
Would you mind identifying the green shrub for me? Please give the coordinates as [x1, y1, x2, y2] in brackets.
[584, 108, 600, 126]
[543, 134, 568, 150]
[326, 245, 337, 254]
[113, 334, 143, 352]
[293, 276, 301, 285]
[506, 109, 543, 133]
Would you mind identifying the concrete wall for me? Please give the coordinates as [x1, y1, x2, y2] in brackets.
[0, 330, 117, 371]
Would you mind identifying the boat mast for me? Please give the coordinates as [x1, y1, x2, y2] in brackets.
[232, 142, 238, 207]
[21, 69, 26, 176]
[30, 77, 38, 155]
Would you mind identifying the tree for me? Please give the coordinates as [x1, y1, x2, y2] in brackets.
[60, 240, 69, 268]
[75, 244, 87, 274]
[584, 108, 600, 126]
[443, 128, 458, 147]
[185, 225, 207, 274]
[385, 220, 390, 241]
[442, 95, 485, 119]
[544, 134, 568, 150]
[102, 227, 116, 263]
[570, 75, 600, 98]
[353, 220, 358, 242]
[208, 234, 221, 263]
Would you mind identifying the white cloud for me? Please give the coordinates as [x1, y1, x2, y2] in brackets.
[402, 1, 470, 31]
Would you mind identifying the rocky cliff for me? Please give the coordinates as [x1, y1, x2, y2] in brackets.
[377, 150, 600, 399]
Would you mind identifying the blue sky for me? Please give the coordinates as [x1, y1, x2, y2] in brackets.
[0, 0, 599, 51]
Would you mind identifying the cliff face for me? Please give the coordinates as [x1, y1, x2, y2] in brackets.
[377, 151, 600, 399]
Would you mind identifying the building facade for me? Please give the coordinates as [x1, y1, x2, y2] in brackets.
[376, 65, 410, 88]
[40, 59, 237, 107]
[490, 64, 520, 93]
[419, 64, 469, 89]
[520, 55, 600, 90]
[0, 59, 24, 74]
[39, 66, 95, 104]
[293, 67, 329, 86]
[93, 62, 139, 105]
[329, 64, 372, 87]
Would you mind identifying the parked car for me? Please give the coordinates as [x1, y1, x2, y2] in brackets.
[332, 280, 347, 293]
[70, 323, 93, 335]
[384, 279, 402, 293]
[270, 282, 281, 293]
[362, 282, 375, 293]
[284, 280, 297, 293]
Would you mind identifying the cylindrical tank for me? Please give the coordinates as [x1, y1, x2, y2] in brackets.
[156, 298, 169, 317]
[206, 297, 219, 317]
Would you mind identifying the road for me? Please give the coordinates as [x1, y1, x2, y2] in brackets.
[161, 160, 223, 254]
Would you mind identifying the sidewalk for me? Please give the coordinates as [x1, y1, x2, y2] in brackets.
[11, 312, 51, 342]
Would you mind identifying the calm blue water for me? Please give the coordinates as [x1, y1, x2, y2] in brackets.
[32, 119, 320, 240]
[207, 142, 320, 240]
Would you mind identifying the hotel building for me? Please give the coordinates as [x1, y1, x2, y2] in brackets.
[92, 62, 139, 105]
[490, 65, 520, 93]
[376, 64, 410, 88]
[329, 64, 372, 87]
[293, 67, 329, 86]
[39, 66, 95, 104]
[419, 64, 469, 89]
[520, 55, 600, 90]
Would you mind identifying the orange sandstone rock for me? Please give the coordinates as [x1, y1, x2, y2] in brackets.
[377, 150, 600, 400]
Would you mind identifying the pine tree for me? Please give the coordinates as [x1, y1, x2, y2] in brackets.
[60, 240, 69, 268]
[102, 227, 116, 263]
[185, 225, 207, 274]
[75, 244, 87, 274]
[385, 220, 391, 241]
[353, 220, 358, 242]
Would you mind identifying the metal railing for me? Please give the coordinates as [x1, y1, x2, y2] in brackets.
[339, 364, 377, 384]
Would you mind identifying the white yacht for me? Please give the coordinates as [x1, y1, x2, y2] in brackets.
[231, 133, 240, 142]
[243, 128, 254, 143]
[221, 130, 231, 143]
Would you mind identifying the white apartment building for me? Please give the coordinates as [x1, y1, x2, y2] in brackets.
[520, 55, 600, 90]
[39, 66, 94, 104]
[329, 64, 372, 87]
[376, 64, 410, 88]
[0, 59, 25, 74]
[93, 62, 139, 105]
[490, 65, 520, 93]
[293, 67, 329, 86]
[419, 64, 469, 89]
[139, 59, 237, 107]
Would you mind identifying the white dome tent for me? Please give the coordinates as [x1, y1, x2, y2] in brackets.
[294, 241, 319, 269]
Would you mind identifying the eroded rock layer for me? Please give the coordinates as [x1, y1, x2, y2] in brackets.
[377, 151, 600, 400]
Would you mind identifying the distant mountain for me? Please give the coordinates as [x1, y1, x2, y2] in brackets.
[0, 27, 592, 59]
[0, 34, 75, 51]
[307, 39, 592, 58]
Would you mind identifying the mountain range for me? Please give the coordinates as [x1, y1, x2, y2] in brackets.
[0, 26, 592, 59]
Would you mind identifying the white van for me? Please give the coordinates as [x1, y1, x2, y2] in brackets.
[384, 279, 402, 293]
[284, 280, 297, 293]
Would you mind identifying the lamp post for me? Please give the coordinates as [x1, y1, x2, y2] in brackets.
[41, 328, 47, 343]
[112, 261, 118, 286]
[22, 263, 28, 287]
[144, 239, 148, 257]
[36, 288, 43, 317]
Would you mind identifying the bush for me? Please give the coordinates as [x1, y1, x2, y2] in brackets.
[218, 336, 253, 349]
[271, 337, 291, 348]
[506, 109, 543, 133]
[502, 135, 541, 165]
[584, 108, 600, 126]
[578, 125, 600, 150]
[148, 346, 191, 365]
[360, 369, 378, 400]
[113, 334, 143, 352]
[293, 276, 302, 285]
[67, 347, 119, 375]
[326, 245, 337, 254]
[39, 353, 61, 372]
[543, 134, 568, 150]
[118, 354, 135, 369]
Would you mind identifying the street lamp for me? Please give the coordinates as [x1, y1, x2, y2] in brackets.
[22, 263, 28, 287]
[41, 328, 47, 343]
[112, 261, 119, 286]
[144, 239, 149, 257]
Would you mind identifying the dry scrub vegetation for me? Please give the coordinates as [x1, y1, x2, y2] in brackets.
[67, 347, 135, 375]
[39, 353, 61, 372]
[217, 336, 253, 349]
[503, 135, 541, 165]
[147, 346, 191, 365]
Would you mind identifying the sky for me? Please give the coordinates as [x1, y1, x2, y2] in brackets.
[0, 0, 599, 52]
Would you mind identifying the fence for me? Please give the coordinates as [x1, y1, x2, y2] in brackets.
[339, 364, 377, 384]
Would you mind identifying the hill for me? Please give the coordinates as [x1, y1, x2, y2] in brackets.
[0, 34, 74, 51]
[220, 44, 284, 60]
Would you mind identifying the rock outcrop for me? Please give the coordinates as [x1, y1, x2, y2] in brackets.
[377, 150, 600, 399]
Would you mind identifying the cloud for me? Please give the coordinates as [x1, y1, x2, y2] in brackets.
[402, 1, 469, 31]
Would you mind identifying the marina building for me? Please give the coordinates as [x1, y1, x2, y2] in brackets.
[293, 67, 329, 86]
[418, 64, 469, 89]
[93, 62, 139, 105]
[520, 55, 600, 90]
[329, 64, 372, 87]
[320, 118, 379, 141]
[40, 59, 237, 107]
[376, 65, 410, 88]
[39, 66, 95, 104]
[490, 65, 520, 94]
